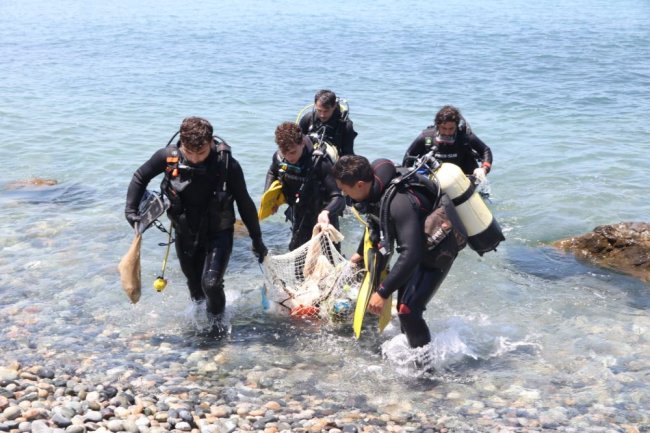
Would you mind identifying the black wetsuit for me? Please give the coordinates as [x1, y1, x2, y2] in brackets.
[299, 106, 358, 157]
[402, 124, 492, 175]
[354, 159, 458, 348]
[265, 139, 345, 251]
[125, 142, 264, 316]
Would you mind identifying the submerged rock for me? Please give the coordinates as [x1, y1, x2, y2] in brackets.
[1, 180, 96, 209]
[5, 178, 58, 189]
[553, 222, 650, 283]
[234, 219, 248, 236]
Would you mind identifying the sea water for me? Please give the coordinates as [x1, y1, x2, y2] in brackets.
[1, 0, 649, 429]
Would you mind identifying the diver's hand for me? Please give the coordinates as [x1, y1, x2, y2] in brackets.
[125, 211, 141, 229]
[367, 292, 386, 315]
[350, 253, 363, 268]
[317, 210, 330, 225]
[252, 238, 268, 263]
[473, 167, 487, 183]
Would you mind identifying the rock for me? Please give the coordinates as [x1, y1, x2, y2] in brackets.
[0, 367, 19, 382]
[3, 405, 22, 420]
[553, 222, 650, 282]
[233, 219, 249, 237]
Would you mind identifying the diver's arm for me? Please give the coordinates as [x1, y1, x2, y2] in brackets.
[125, 148, 168, 218]
[468, 133, 493, 173]
[298, 112, 311, 135]
[375, 194, 425, 298]
[319, 159, 346, 216]
[340, 119, 357, 156]
[402, 134, 426, 167]
[229, 159, 263, 241]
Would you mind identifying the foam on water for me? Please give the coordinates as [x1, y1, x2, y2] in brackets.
[381, 315, 542, 378]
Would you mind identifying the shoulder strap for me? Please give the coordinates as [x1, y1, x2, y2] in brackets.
[377, 177, 402, 255]
[213, 136, 231, 192]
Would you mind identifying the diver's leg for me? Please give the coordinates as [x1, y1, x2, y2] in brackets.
[201, 229, 234, 316]
[288, 215, 314, 251]
[397, 263, 452, 348]
[174, 223, 205, 301]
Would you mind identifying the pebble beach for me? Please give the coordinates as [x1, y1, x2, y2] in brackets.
[2, 308, 648, 433]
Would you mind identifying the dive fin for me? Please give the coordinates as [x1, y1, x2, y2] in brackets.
[258, 180, 286, 220]
[353, 225, 392, 339]
[353, 272, 373, 339]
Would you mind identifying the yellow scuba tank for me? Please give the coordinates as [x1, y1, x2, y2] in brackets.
[433, 162, 504, 255]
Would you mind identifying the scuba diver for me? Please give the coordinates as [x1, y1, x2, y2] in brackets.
[332, 155, 465, 348]
[298, 89, 358, 157]
[264, 121, 345, 251]
[403, 105, 493, 184]
[124, 117, 268, 319]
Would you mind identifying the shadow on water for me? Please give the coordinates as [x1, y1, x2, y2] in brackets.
[505, 243, 650, 310]
[162, 307, 353, 352]
[505, 244, 589, 280]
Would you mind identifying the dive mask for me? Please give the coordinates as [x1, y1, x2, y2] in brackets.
[435, 131, 456, 145]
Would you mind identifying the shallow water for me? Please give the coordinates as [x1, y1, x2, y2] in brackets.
[1, 0, 650, 430]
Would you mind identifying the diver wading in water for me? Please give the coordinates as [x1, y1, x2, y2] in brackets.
[403, 105, 493, 185]
[264, 121, 345, 252]
[124, 117, 267, 321]
[298, 89, 358, 158]
[332, 155, 467, 348]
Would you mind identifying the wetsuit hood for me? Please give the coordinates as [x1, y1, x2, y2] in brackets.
[367, 159, 397, 204]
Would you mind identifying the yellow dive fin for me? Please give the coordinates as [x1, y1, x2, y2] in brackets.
[258, 180, 286, 220]
[353, 227, 373, 339]
[353, 227, 390, 339]
[353, 271, 373, 339]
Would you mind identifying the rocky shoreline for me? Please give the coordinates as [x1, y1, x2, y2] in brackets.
[0, 362, 448, 433]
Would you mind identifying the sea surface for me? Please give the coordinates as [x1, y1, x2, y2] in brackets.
[1, 0, 649, 431]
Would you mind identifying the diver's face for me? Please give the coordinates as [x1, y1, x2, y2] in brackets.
[181, 140, 211, 164]
[438, 121, 457, 137]
[281, 141, 305, 164]
[315, 101, 336, 122]
[336, 179, 371, 202]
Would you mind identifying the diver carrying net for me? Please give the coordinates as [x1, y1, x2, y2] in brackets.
[262, 223, 363, 321]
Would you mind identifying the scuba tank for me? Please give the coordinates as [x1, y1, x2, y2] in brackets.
[433, 162, 504, 255]
[307, 129, 339, 163]
[411, 151, 504, 255]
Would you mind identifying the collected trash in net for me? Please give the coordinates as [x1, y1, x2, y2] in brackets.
[262, 223, 363, 321]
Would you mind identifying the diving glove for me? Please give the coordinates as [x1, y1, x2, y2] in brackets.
[252, 238, 268, 263]
[125, 211, 141, 228]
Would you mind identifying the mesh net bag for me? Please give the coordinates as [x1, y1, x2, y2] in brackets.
[262, 223, 363, 321]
